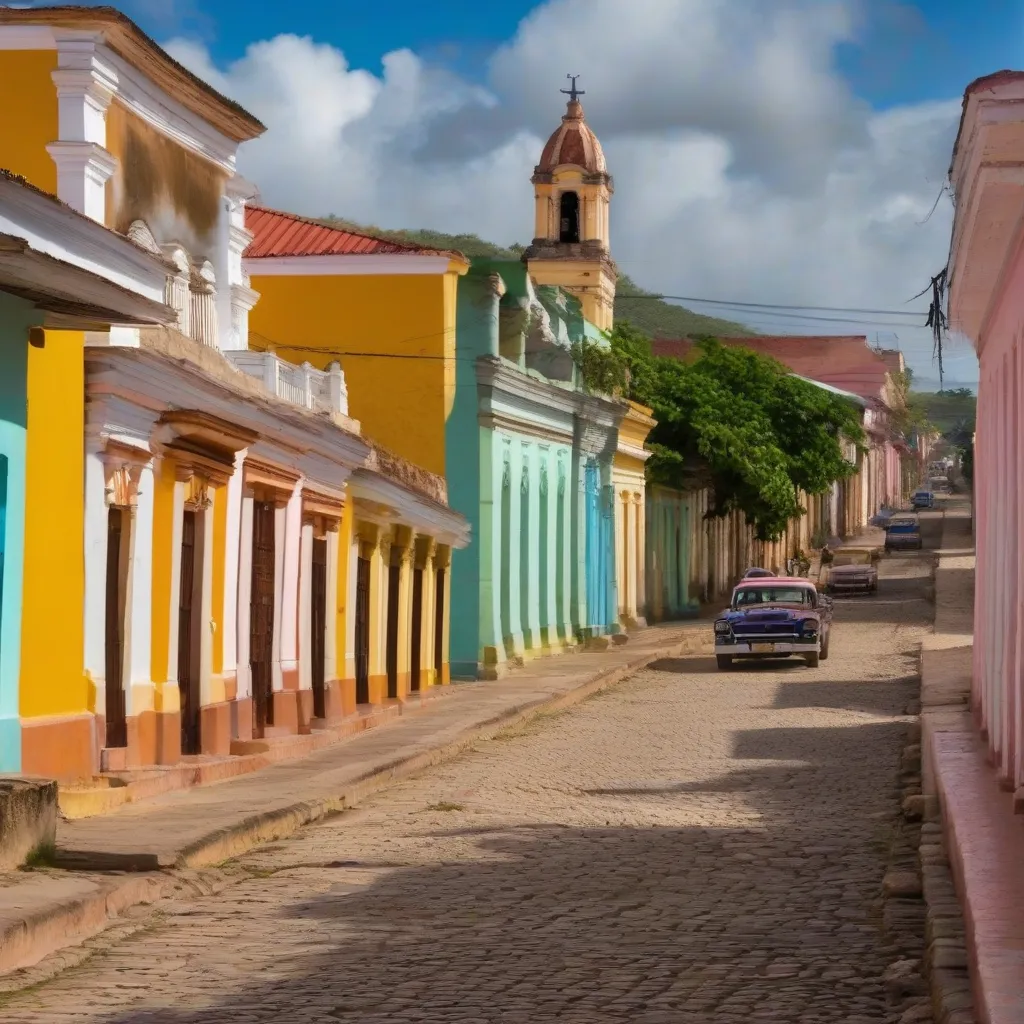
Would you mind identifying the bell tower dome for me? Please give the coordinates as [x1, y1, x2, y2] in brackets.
[524, 75, 617, 331]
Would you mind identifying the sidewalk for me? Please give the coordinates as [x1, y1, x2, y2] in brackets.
[0, 620, 708, 976]
[919, 498, 1024, 1024]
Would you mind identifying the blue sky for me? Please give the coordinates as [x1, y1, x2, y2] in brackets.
[130, 0, 1024, 110]
[108, 0, 1006, 388]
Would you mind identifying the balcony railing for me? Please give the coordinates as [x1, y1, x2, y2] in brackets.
[227, 350, 349, 417]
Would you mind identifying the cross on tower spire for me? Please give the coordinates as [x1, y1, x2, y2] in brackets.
[560, 74, 585, 104]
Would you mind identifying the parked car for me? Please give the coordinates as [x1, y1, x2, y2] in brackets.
[743, 567, 775, 579]
[911, 490, 934, 509]
[885, 515, 923, 551]
[824, 549, 878, 595]
[713, 577, 833, 670]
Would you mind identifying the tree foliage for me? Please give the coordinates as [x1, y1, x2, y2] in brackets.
[586, 324, 866, 541]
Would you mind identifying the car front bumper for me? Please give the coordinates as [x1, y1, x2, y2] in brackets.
[715, 640, 820, 656]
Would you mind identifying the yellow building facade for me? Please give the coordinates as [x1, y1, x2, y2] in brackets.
[612, 401, 655, 628]
[245, 206, 468, 478]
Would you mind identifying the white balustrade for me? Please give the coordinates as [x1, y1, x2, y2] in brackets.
[227, 350, 349, 417]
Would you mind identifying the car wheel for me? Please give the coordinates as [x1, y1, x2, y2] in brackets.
[805, 652, 820, 668]
[716, 655, 733, 671]
[820, 635, 830, 661]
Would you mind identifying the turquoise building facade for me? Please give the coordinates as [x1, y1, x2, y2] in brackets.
[447, 261, 623, 679]
[0, 294, 31, 772]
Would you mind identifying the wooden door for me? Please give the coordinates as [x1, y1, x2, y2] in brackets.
[250, 502, 276, 735]
[310, 537, 327, 719]
[434, 568, 445, 680]
[410, 567, 423, 692]
[385, 562, 400, 699]
[178, 510, 199, 755]
[355, 556, 370, 704]
[104, 508, 127, 748]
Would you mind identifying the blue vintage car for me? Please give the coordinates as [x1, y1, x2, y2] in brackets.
[884, 515, 922, 551]
[714, 577, 833, 671]
[911, 490, 934, 510]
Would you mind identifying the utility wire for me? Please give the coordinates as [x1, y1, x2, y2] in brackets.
[616, 293, 929, 318]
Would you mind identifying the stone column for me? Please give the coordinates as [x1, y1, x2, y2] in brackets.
[392, 526, 416, 700]
[503, 440, 524, 659]
[48, 38, 117, 222]
[556, 451, 573, 645]
[522, 442, 542, 653]
[297, 515, 314, 711]
[540, 450, 559, 652]
[479, 433, 506, 677]
[416, 535, 437, 688]
[435, 544, 453, 685]
[221, 453, 245, 712]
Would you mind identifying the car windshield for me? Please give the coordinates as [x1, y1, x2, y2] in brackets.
[834, 552, 870, 565]
[733, 587, 813, 609]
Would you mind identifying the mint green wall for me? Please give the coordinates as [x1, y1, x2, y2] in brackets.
[449, 262, 620, 678]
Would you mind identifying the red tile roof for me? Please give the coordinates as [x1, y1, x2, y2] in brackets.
[244, 206, 464, 261]
[653, 335, 892, 402]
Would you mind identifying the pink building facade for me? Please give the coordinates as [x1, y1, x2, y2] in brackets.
[949, 71, 1024, 802]
[945, 70, 1024, 1022]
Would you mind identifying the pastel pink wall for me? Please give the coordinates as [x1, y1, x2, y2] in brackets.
[967, 227, 1024, 794]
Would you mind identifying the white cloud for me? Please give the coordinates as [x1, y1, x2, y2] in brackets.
[164, 0, 975, 386]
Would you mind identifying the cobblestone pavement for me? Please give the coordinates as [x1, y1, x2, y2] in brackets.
[1, 546, 936, 1024]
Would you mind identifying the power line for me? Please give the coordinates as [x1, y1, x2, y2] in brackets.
[616, 293, 929, 319]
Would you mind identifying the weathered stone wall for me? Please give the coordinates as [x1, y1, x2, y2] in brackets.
[0, 778, 57, 870]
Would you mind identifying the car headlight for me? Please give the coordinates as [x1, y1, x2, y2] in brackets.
[800, 620, 818, 635]
[714, 620, 731, 634]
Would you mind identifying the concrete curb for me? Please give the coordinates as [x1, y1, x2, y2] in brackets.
[0, 629, 706, 979]
[0, 872, 168, 977]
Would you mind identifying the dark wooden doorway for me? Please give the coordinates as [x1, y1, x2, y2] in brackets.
[410, 567, 423, 692]
[178, 510, 200, 755]
[310, 537, 327, 719]
[355, 556, 370, 704]
[104, 508, 128, 749]
[250, 501, 276, 736]
[385, 561, 400, 699]
[434, 568, 445, 682]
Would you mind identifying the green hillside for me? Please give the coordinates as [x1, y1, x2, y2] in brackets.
[320, 216, 751, 339]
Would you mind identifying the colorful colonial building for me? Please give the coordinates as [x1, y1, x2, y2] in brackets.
[0, 5, 468, 780]
[448, 261, 624, 679]
[0, 171, 176, 774]
[445, 86, 633, 679]
[948, 70, 1024, 803]
[243, 206, 468, 478]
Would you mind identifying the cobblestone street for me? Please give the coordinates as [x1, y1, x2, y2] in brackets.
[1, 546, 936, 1024]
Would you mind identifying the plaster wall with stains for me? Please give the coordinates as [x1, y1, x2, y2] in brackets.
[105, 102, 227, 265]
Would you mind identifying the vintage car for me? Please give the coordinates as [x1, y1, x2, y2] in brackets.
[885, 515, 923, 552]
[911, 490, 934, 510]
[714, 577, 833, 670]
[743, 567, 775, 579]
[824, 549, 878, 595]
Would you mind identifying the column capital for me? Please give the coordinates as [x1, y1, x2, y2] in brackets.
[414, 535, 437, 569]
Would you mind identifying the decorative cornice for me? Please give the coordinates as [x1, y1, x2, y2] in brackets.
[244, 455, 300, 502]
[98, 44, 244, 172]
[0, 171, 168, 300]
[349, 467, 469, 548]
[302, 486, 345, 522]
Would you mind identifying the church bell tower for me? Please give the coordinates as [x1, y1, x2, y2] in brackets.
[524, 75, 617, 332]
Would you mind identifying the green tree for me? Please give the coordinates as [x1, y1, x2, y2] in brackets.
[589, 327, 866, 541]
